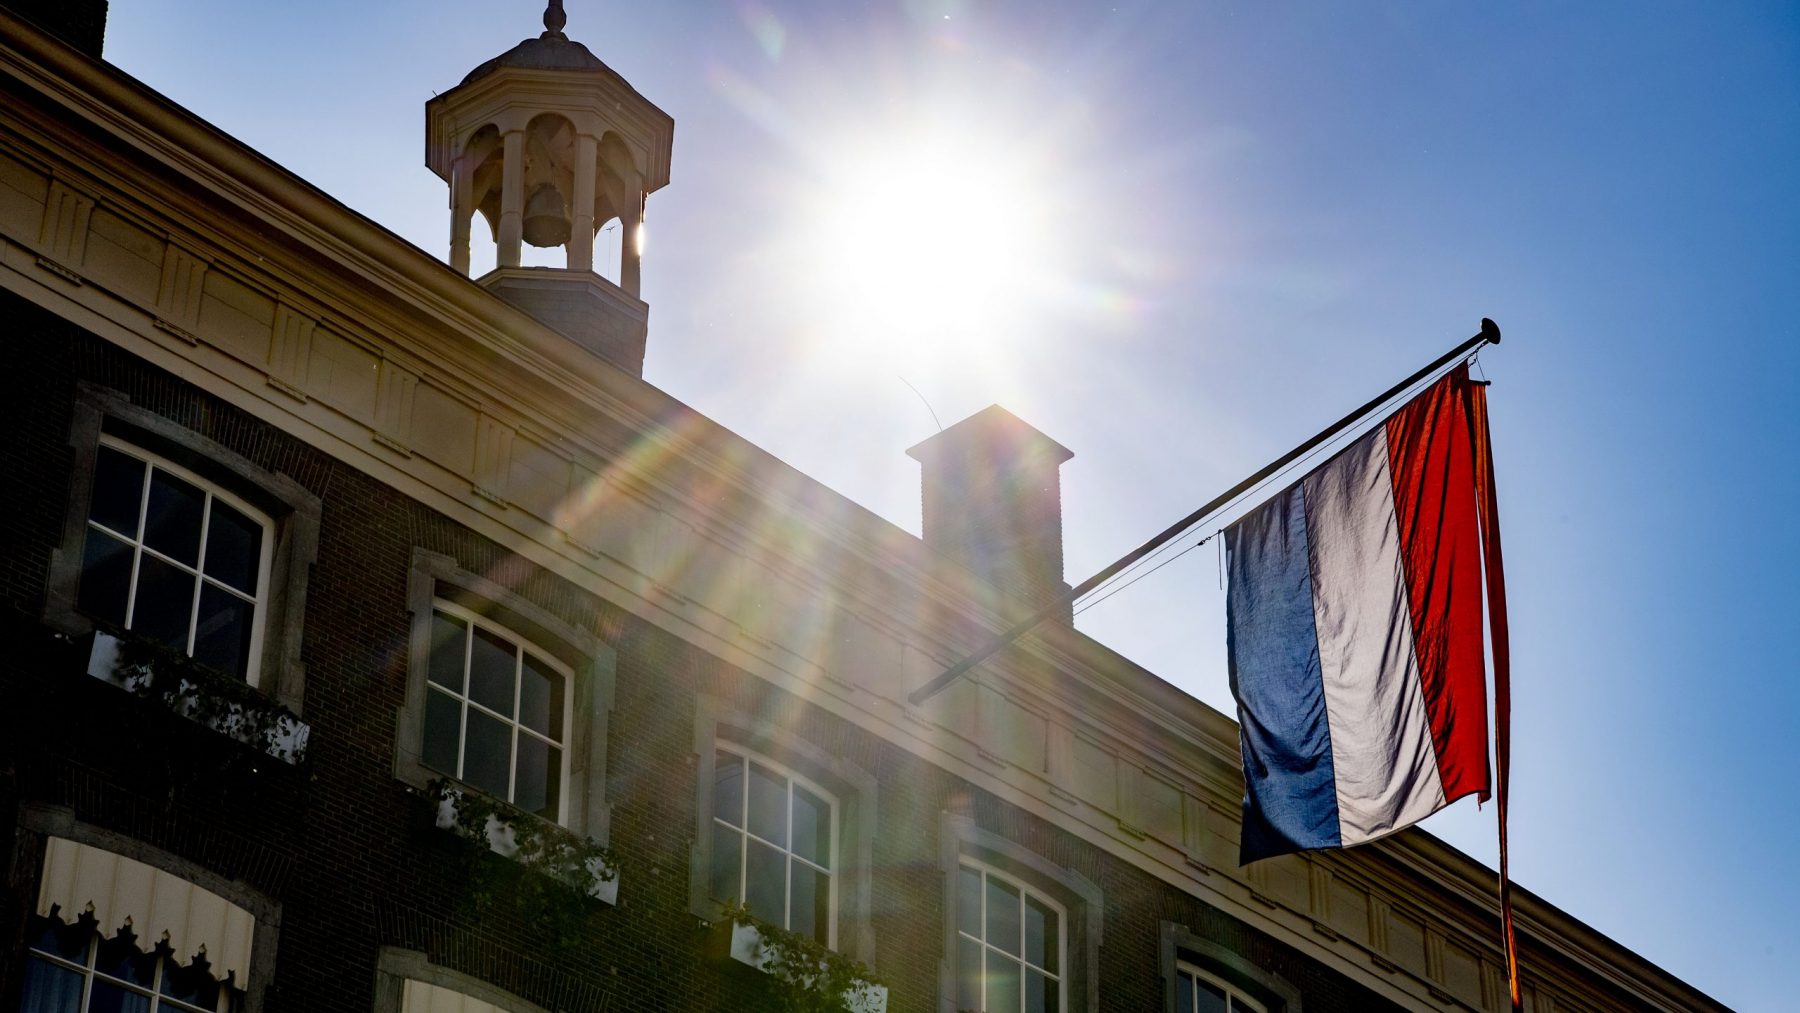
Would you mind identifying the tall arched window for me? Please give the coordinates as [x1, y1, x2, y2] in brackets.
[708, 745, 838, 947]
[77, 436, 274, 687]
[954, 859, 1064, 1013]
[1176, 962, 1267, 1013]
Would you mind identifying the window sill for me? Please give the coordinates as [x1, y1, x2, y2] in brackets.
[430, 782, 619, 904]
[85, 631, 310, 765]
[719, 920, 887, 1013]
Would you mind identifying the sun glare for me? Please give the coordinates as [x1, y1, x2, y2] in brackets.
[803, 131, 1057, 373]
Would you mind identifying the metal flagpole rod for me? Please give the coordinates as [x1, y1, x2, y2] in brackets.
[907, 318, 1502, 707]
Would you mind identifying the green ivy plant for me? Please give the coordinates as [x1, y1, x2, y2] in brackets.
[718, 900, 886, 1013]
[108, 633, 309, 764]
[427, 779, 620, 950]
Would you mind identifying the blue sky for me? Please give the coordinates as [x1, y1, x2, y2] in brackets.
[105, 2, 1798, 1007]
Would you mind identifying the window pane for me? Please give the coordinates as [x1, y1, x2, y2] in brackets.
[1024, 893, 1058, 974]
[78, 530, 134, 626]
[97, 932, 154, 986]
[1194, 976, 1229, 1013]
[462, 708, 511, 799]
[1026, 969, 1057, 1013]
[986, 950, 1022, 1013]
[710, 823, 743, 904]
[518, 653, 562, 738]
[131, 554, 196, 652]
[90, 445, 146, 536]
[142, 470, 204, 565]
[515, 736, 559, 818]
[791, 784, 830, 867]
[789, 861, 829, 946]
[713, 751, 745, 825]
[191, 584, 253, 679]
[87, 979, 152, 1013]
[746, 761, 787, 848]
[956, 936, 983, 1012]
[985, 876, 1022, 956]
[1178, 971, 1195, 1013]
[19, 956, 85, 1011]
[428, 613, 466, 691]
[744, 836, 785, 926]
[161, 958, 221, 1007]
[957, 865, 983, 939]
[29, 916, 88, 961]
[421, 690, 461, 774]
[468, 624, 516, 716]
[203, 501, 262, 593]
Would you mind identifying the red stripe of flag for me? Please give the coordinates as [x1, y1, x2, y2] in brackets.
[1382, 367, 1491, 804]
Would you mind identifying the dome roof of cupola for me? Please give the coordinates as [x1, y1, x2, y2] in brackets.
[458, 1, 618, 85]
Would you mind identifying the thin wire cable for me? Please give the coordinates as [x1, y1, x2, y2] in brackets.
[1067, 355, 1478, 615]
[1074, 532, 1217, 616]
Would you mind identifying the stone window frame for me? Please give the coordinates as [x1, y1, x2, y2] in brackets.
[937, 812, 1103, 1013]
[10, 803, 283, 1013]
[687, 695, 878, 963]
[44, 383, 321, 714]
[371, 947, 551, 1013]
[395, 548, 615, 843]
[1158, 921, 1302, 1013]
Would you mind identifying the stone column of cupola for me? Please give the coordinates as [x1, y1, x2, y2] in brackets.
[620, 192, 644, 296]
[497, 129, 526, 267]
[569, 133, 599, 272]
[449, 151, 475, 275]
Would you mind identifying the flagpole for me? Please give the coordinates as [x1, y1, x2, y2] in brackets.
[907, 318, 1502, 706]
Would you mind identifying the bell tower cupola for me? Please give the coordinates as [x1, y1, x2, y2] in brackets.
[426, 1, 674, 376]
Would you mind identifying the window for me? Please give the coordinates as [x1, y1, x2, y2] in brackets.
[687, 698, 877, 962]
[939, 813, 1102, 1013]
[954, 861, 1062, 1013]
[75, 436, 273, 686]
[1157, 922, 1300, 1013]
[14, 820, 278, 1013]
[19, 911, 241, 1013]
[374, 948, 554, 1013]
[47, 385, 321, 711]
[422, 601, 573, 822]
[708, 746, 837, 945]
[1176, 964, 1266, 1013]
[395, 549, 615, 843]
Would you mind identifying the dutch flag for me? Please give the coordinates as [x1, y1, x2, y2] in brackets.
[1227, 366, 1500, 864]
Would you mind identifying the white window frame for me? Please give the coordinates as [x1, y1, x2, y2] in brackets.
[83, 434, 275, 689]
[710, 743, 840, 948]
[956, 857, 1067, 1013]
[423, 599, 576, 825]
[1175, 961, 1267, 1013]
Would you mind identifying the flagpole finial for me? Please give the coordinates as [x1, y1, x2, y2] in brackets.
[1480, 318, 1502, 345]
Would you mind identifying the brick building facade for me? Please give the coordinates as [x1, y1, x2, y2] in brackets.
[0, 5, 1724, 1012]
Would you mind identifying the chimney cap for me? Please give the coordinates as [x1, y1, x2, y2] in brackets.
[906, 404, 1073, 466]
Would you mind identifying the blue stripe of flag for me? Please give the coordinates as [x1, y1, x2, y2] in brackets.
[1226, 483, 1342, 861]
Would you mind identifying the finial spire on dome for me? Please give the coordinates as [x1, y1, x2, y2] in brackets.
[542, 0, 567, 40]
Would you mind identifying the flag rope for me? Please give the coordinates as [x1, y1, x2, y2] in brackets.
[1470, 377, 1521, 1011]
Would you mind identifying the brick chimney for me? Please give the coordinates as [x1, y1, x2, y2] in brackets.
[907, 405, 1074, 621]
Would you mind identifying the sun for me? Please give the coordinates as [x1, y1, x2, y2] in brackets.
[799, 127, 1059, 375]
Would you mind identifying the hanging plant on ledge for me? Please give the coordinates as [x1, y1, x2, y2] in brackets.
[427, 779, 620, 911]
[87, 631, 309, 764]
[716, 901, 888, 1013]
